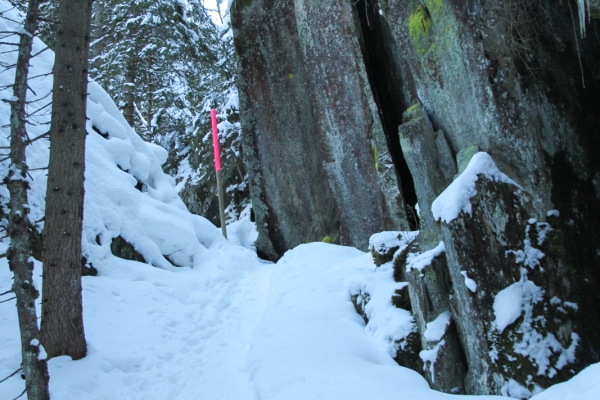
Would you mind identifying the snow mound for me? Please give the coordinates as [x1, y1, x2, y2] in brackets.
[431, 152, 520, 223]
[0, 3, 227, 272]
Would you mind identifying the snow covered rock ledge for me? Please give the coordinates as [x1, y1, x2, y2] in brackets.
[433, 153, 584, 395]
[431, 152, 520, 224]
[361, 152, 593, 397]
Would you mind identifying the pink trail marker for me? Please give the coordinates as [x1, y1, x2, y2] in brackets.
[211, 109, 221, 171]
[211, 109, 227, 238]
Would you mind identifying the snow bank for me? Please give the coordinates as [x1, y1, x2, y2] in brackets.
[0, 3, 227, 273]
[431, 152, 520, 223]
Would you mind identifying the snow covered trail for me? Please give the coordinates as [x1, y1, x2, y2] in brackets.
[0, 239, 273, 399]
[247, 243, 498, 400]
[2, 240, 600, 399]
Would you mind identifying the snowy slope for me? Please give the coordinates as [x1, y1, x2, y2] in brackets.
[0, 3, 225, 272]
[0, 3, 599, 400]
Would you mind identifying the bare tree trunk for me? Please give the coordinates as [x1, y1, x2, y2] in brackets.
[7, 0, 51, 398]
[40, 0, 93, 360]
[122, 60, 136, 126]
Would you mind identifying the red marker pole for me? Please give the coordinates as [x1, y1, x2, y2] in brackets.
[211, 109, 227, 238]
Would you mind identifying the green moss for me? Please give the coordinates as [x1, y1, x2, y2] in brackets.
[322, 234, 339, 244]
[372, 143, 379, 171]
[406, 103, 419, 113]
[425, 269, 437, 285]
[409, 6, 432, 42]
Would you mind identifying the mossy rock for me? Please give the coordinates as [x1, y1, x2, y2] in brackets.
[409, 5, 432, 40]
[394, 329, 423, 374]
[408, 5, 433, 54]
[322, 234, 339, 244]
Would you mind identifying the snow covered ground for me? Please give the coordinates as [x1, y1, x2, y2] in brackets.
[1, 2, 599, 399]
[2, 238, 600, 399]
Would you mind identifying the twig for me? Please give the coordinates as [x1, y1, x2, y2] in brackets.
[0, 48, 19, 55]
[0, 131, 49, 149]
[0, 289, 13, 296]
[26, 90, 53, 105]
[0, 368, 22, 384]
[12, 387, 27, 400]
[30, 45, 50, 59]
[0, 296, 16, 304]
[26, 71, 52, 80]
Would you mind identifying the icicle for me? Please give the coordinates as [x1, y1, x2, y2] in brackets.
[577, 0, 588, 37]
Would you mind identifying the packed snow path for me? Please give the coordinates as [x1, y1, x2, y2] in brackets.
[2, 240, 600, 399]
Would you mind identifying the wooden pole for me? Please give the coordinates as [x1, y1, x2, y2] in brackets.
[211, 109, 227, 238]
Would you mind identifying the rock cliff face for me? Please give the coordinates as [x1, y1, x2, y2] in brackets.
[232, 0, 600, 396]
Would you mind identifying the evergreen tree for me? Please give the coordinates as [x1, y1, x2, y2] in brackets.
[90, 0, 217, 141]
[90, 0, 248, 225]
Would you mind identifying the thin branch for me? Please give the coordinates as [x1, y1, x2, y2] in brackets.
[0, 296, 16, 304]
[26, 90, 53, 105]
[0, 30, 23, 35]
[0, 368, 22, 384]
[26, 83, 37, 96]
[12, 387, 27, 400]
[26, 71, 52, 80]
[30, 46, 50, 59]
[0, 62, 17, 70]
[0, 48, 19, 55]
[0, 289, 13, 296]
[0, 131, 49, 149]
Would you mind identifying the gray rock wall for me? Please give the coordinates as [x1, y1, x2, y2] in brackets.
[232, 0, 600, 395]
[231, 0, 340, 260]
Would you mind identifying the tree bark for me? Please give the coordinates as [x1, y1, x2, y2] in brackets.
[7, 0, 51, 398]
[122, 60, 136, 126]
[40, 0, 93, 360]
